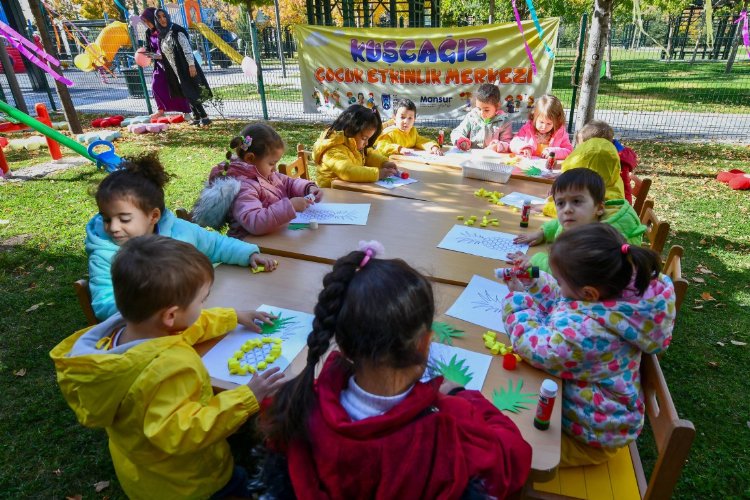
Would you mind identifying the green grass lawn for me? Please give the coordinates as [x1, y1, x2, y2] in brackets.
[212, 83, 303, 102]
[1, 121, 749, 498]
[552, 48, 750, 114]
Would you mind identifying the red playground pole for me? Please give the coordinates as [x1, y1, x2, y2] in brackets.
[34, 103, 63, 160]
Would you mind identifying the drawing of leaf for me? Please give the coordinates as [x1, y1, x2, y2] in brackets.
[471, 290, 504, 313]
[436, 354, 474, 386]
[260, 313, 297, 337]
[491, 379, 537, 413]
[432, 321, 465, 346]
[382, 177, 395, 184]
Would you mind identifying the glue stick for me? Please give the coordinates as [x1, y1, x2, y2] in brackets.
[534, 379, 558, 430]
[520, 199, 531, 228]
[495, 266, 540, 282]
[437, 129, 445, 147]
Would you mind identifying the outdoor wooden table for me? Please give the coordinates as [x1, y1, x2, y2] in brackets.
[391, 149, 557, 185]
[197, 259, 561, 480]
[247, 188, 549, 287]
[331, 160, 551, 205]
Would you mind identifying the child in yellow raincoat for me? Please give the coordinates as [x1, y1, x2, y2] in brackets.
[51, 236, 286, 499]
[541, 138, 626, 217]
[313, 104, 399, 187]
[375, 98, 443, 157]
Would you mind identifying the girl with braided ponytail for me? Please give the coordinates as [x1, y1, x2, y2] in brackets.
[502, 223, 676, 467]
[262, 241, 532, 499]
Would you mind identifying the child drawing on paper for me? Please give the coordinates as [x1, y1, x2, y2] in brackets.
[194, 122, 322, 237]
[51, 236, 286, 498]
[374, 98, 444, 157]
[509, 94, 572, 160]
[508, 169, 645, 274]
[503, 224, 675, 467]
[450, 83, 513, 152]
[312, 105, 398, 187]
[260, 241, 532, 498]
[86, 152, 277, 321]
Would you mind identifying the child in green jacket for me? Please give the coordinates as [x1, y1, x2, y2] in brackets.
[508, 168, 645, 273]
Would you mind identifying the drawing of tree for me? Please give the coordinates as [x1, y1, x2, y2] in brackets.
[471, 289, 505, 314]
[302, 207, 358, 223]
[432, 321, 465, 346]
[491, 379, 537, 414]
[260, 313, 298, 340]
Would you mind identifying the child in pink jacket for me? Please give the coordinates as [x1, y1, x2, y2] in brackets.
[509, 94, 572, 160]
[193, 123, 323, 237]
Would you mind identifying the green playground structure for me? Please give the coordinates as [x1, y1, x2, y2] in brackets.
[0, 99, 123, 171]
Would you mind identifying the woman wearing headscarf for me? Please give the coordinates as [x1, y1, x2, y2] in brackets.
[139, 7, 191, 120]
[155, 8, 213, 126]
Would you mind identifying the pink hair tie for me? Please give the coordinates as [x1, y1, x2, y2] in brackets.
[621, 244, 630, 255]
[357, 240, 384, 270]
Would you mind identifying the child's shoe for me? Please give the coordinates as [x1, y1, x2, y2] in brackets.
[200, 117, 212, 127]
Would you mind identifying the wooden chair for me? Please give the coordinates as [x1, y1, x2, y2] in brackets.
[73, 279, 99, 326]
[662, 245, 689, 313]
[278, 144, 309, 180]
[632, 175, 652, 217]
[639, 198, 654, 222]
[525, 354, 695, 500]
[640, 207, 670, 256]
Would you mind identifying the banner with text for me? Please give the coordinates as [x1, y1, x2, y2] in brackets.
[295, 19, 559, 120]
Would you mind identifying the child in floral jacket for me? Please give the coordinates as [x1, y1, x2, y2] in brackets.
[502, 224, 676, 466]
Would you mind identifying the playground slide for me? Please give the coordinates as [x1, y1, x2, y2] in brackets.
[74, 21, 131, 72]
[194, 23, 243, 66]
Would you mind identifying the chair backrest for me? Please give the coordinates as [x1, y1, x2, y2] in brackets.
[636, 354, 695, 500]
[662, 245, 688, 312]
[278, 144, 309, 180]
[640, 198, 654, 221]
[73, 279, 99, 326]
[640, 207, 670, 255]
[632, 175, 652, 216]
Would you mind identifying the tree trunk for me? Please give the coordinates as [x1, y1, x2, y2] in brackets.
[28, 0, 82, 134]
[575, 0, 613, 131]
[245, 0, 255, 21]
[689, 14, 705, 64]
[724, 16, 741, 73]
[489, 0, 495, 23]
[665, 18, 674, 60]
[605, 16, 612, 79]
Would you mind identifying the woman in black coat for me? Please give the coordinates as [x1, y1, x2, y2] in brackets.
[155, 8, 213, 126]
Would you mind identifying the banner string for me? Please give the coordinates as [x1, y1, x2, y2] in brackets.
[524, 0, 555, 60]
[512, 0, 537, 74]
[735, 10, 750, 59]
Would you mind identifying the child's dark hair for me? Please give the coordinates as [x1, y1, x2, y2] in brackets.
[549, 224, 661, 299]
[262, 251, 435, 445]
[95, 151, 170, 214]
[393, 98, 417, 116]
[475, 83, 501, 106]
[112, 235, 214, 323]
[228, 123, 285, 161]
[551, 168, 605, 205]
[326, 104, 382, 150]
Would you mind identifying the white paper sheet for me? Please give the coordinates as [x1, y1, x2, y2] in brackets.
[374, 175, 419, 189]
[201, 305, 313, 385]
[437, 225, 529, 260]
[422, 342, 493, 391]
[498, 192, 548, 209]
[290, 203, 370, 225]
[445, 275, 510, 332]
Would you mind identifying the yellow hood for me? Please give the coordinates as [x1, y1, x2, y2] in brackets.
[561, 138, 625, 200]
[312, 129, 357, 164]
[49, 316, 181, 428]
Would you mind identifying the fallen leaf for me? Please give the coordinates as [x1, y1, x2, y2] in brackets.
[65, 496, 82, 500]
[13, 368, 26, 377]
[46, 266, 54, 272]
[696, 265, 714, 274]
[25, 303, 43, 312]
[715, 303, 726, 308]
[701, 292, 716, 301]
[730, 340, 747, 346]
[53, 469, 62, 476]
[699, 239, 707, 245]
[94, 480, 110, 492]
[691, 277, 706, 284]
[717, 341, 725, 346]
[692, 305, 704, 310]
[707, 361, 719, 368]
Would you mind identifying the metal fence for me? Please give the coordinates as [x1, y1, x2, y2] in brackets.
[4, 14, 749, 142]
